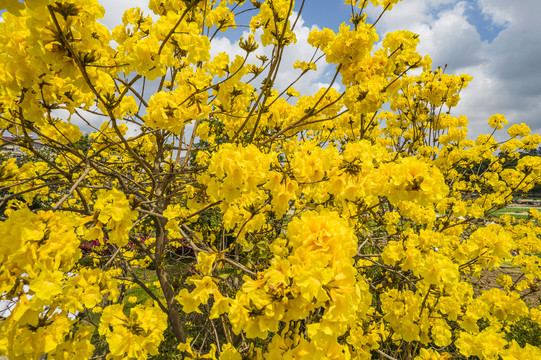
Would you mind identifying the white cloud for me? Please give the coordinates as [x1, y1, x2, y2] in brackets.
[366, 1, 484, 73]
[415, 2, 483, 71]
[209, 36, 243, 59]
[98, 0, 152, 29]
[365, 0, 455, 33]
[476, 0, 512, 26]
[459, 0, 541, 139]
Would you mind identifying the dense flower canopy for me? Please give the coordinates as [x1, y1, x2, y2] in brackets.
[1, 0, 541, 359]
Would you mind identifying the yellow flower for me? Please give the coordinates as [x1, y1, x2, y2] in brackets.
[293, 60, 317, 72]
[414, 348, 451, 360]
[507, 123, 531, 137]
[286, 87, 300, 97]
[92, 188, 139, 247]
[488, 113, 508, 130]
[176, 276, 218, 314]
[219, 343, 242, 360]
[99, 303, 167, 359]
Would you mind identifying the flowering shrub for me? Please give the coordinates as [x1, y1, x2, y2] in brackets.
[1, 0, 541, 359]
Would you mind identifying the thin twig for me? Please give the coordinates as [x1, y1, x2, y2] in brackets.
[52, 164, 91, 210]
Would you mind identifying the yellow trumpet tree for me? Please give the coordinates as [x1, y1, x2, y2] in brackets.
[1, 0, 541, 359]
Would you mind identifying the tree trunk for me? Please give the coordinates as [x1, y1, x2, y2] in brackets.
[154, 214, 187, 344]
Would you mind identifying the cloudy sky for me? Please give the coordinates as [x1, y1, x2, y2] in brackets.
[300, 0, 541, 140]
[96, 0, 540, 141]
[3, 0, 538, 141]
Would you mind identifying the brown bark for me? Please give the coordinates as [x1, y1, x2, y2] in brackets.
[154, 214, 187, 344]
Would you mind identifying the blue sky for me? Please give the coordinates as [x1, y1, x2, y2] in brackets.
[295, 0, 352, 31]
[295, 0, 506, 43]
[462, 0, 506, 43]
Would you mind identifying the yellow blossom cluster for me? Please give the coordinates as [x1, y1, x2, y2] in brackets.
[86, 188, 139, 247]
[1, 0, 541, 359]
[98, 303, 168, 360]
[0, 208, 104, 359]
